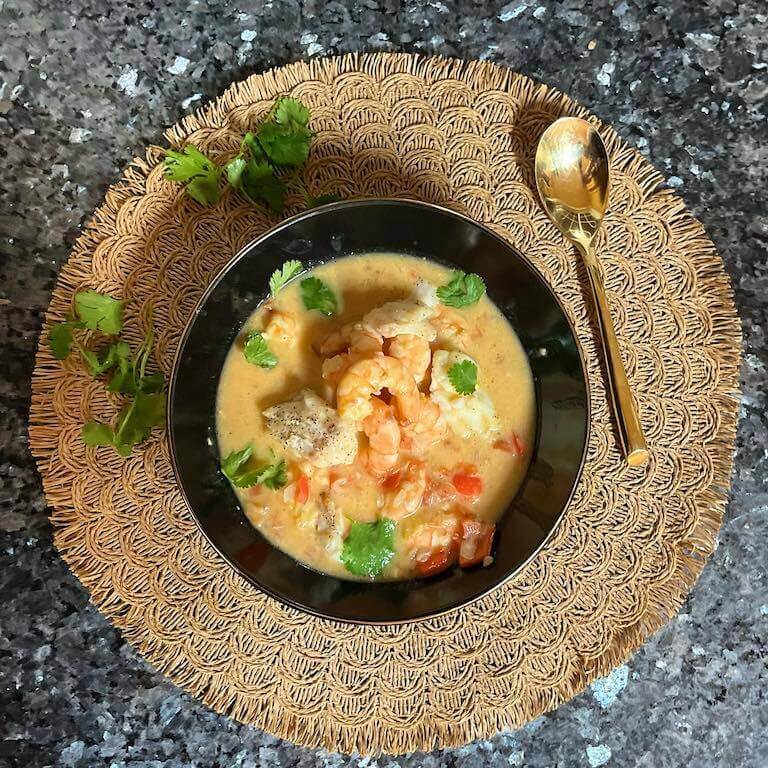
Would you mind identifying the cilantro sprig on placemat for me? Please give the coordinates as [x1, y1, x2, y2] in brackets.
[49, 293, 165, 456]
[164, 96, 338, 215]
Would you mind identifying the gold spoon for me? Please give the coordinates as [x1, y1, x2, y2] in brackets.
[535, 117, 649, 467]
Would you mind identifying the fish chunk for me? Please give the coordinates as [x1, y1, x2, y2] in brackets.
[361, 299, 437, 341]
[430, 350, 500, 438]
[263, 390, 358, 467]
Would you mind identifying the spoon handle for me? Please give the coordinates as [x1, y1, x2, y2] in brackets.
[576, 242, 649, 466]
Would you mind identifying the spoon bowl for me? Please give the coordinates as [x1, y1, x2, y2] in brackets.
[535, 117, 610, 248]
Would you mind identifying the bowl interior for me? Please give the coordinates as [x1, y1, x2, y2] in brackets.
[168, 199, 588, 623]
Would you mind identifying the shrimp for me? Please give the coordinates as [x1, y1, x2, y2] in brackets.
[362, 399, 401, 475]
[432, 305, 468, 345]
[401, 393, 446, 453]
[361, 299, 437, 342]
[262, 309, 296, 343]
[387, 334, 432, 383]
[363, 399, 400, 454]
[319, 323, 356, 356]
[321, 328, 384, 388]
[403, 508, 461, 556]
[384, 461, 427, 520]
[337, 355, 421, 423]
[366, 447, 400, 475]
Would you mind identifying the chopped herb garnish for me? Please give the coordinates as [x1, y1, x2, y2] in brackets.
[49, 289, 123, 360]
[81, 390, 165, 457]
[164, 97, 314, 213]
[448, 359, 478, 396]
[68, 315, 166, 456]
[300, 276, 337, 316]
[221, 444, 253, 479]
[80, 422, 115, 448]
[74, 290, 124, 334]
[436, 270, 486, 308]
[78, 340, 131, 377]
[341, 518, 396, 578]
[237, 459, 287, 490]
[274, 97, 310, 130]
[243, 331, 278, 368]
[269, 260, 304, 296]
[164, 145, 222, 205]
[49, 320, 84, 360]
[221, 444, 288, 489]
[225, 134, 286, 212]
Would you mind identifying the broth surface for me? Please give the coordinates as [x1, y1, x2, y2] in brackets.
[216, 253, 536, 580]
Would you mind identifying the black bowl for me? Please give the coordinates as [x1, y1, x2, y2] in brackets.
[168, 199, 588, 624]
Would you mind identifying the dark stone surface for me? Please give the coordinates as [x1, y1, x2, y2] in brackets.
[0, 0, 766, 766]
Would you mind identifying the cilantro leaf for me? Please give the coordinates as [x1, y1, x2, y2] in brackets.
[186, 174, 221, 206]
[139, 372, 164, 394]
[110, 391, 166, 456]
[307, 193, 341, 208]
[241, 162, 286, 212]
[221, 445, 287, 489]
[235, 459, 287, 490]
[78, 340, 131, 377]
[448, 359, 478, 395]
[341, 518, 396, 578]
[107, 361, 136, 394]
[225, 132, 285, 212]
[75, 314, 165, 456]
[256, 459, 287, 490]
[74, 290, 124, 334]
[241, 132, 268, 164]
[225, 156, 247, 189]
[221, 445, 253, 480]
[436, 270, 486, 308]
[300, 276, 338, 316]
[274, 97, 310, 130]
[226, 156, 286, 212]
[130, 392, 166, 431]
[106, 328, 162, 395]
[49, 321, 83, 359]
[164, 145, 216, 181]
[81, 391, 164, 457]
[243, 331, 278, 368]
[269, 260, 304, 296]
[81, 422, 115, 447]
[164, 145, 221, 205]
[257, 122, 312, 167]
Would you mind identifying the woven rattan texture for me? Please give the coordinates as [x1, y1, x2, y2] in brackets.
[29, 54, 740, 755]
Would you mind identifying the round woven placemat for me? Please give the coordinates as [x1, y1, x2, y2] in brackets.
[29, 53, 740, 755]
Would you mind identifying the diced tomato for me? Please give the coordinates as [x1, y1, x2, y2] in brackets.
[295, 474, 310, 505]
[493, 431, 526, 456]
[458, 519, 495, 568]
[452, 473, 483, 498]
[380, 471, 402, 491]
[416, 546, 457, 577]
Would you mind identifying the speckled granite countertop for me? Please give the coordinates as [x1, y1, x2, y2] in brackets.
[1, 1, 766, 766]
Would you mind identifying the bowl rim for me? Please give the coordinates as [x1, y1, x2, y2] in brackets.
[167, 197, 591, 624]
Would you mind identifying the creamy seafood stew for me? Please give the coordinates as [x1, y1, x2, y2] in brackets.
[216, 254, 536, 581]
